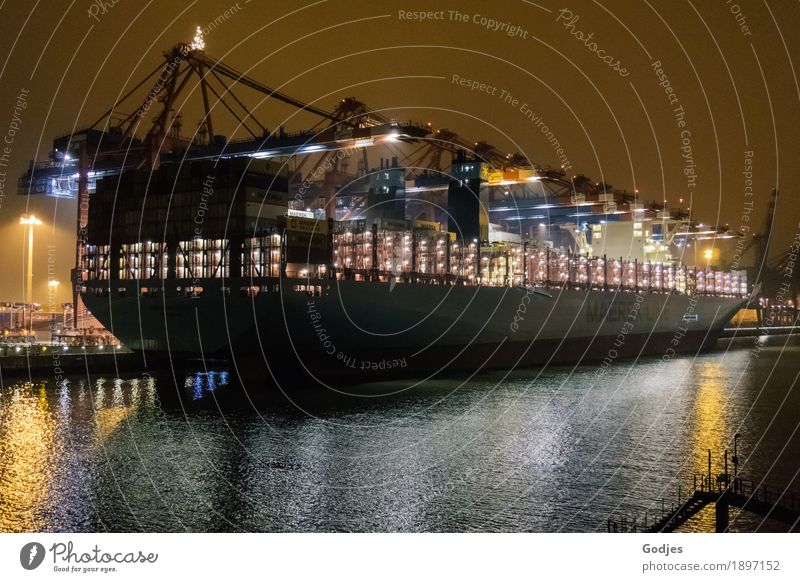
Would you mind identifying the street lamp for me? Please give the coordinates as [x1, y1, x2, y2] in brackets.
[20, 214, 42, 332]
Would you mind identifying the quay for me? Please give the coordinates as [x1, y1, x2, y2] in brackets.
[0, 342, 138, 377]
[720, 324, 800, 338]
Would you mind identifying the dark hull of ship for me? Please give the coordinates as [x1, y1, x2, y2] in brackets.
[80, 278, 745, 386]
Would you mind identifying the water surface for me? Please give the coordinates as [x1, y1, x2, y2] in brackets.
[1, 335, 798, 532]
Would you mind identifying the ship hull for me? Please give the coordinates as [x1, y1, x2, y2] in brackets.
[81, 278, 745, 385]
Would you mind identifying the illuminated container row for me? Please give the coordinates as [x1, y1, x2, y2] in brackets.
[81, 237, 748, 297]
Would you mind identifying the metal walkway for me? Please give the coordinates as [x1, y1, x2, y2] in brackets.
[647, 477, 800, 533]
[608, 475, 800, 533]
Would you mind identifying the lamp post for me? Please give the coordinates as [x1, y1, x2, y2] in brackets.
[733, 433, 741, 488]
[20, 215, 42, 332]
[48, 279, 60, 306]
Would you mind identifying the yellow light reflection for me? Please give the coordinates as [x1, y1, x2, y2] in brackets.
[93, 379, 135, 442]
[678, 362, 731, 532]
[0, 384, 56, 532]
[691, 362, 729, 479]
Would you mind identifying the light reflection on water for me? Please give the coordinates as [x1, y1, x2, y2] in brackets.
[0, 337, 798, 532]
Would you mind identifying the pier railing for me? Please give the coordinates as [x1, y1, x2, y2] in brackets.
[607, 472, 800, 533]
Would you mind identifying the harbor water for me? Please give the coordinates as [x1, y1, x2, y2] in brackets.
[1, 334, 798, 532]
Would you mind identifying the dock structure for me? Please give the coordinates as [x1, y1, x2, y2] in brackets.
[0, 342, 136, 377]
[720, 324, 800, 338]
[646, 477, 800, 533]
[608, 447, 800, 533]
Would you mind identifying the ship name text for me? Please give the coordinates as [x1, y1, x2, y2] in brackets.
[586, 299, 658, 324]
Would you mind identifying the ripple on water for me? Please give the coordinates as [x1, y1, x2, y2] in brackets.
[1, 337, 798, 532]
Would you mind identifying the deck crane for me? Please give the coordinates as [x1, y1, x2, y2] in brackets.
[18, 32, 646, 327]
[19, 32, 428, 325]
[21, 34, 582, 221]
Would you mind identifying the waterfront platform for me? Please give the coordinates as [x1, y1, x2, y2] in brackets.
[720, 325, 800, 338]
[3, 325, 799, 380]
[0, 342, 139, 377]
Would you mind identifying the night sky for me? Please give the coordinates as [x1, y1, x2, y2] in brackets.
[0, 0, 798, 306]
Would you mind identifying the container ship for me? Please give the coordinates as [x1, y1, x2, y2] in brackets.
[17, 38, 749, 384]
[74, 156, 748, 384]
